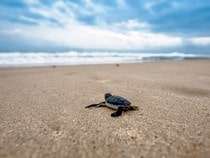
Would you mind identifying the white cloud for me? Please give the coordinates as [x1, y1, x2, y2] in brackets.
[116, 0, 127, 9]
[16, 22, 183, 50]
[190, 37, 210, 46]
[114, 19, 150, 30]
[81, 0, 109, 16]
[19, 15, 39, 23]
[144, 1, 156, 10]
[22, 0, 40, 5]
[0, 28, 23, 35]
[143, 1, 157, 14]
[27, 0, 75, 26]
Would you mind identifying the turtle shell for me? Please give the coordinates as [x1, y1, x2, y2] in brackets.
[106, 95, 131, 107]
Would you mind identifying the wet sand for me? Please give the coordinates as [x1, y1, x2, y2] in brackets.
[0, 60, 210, 158]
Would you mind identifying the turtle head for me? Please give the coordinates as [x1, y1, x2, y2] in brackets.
[105, 93, 112, 100]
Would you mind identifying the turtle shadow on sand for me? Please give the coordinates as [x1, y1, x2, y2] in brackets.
[85, 93, 138, 117]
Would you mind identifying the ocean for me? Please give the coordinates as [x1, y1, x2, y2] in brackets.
[0, 51, 209, 67]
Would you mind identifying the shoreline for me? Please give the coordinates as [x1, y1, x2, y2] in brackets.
[0, 58, 210, 69]
[0, 60, 210, 157]
[0, 51, 210, 68]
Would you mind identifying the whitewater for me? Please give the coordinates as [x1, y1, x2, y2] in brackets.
[0, 51, 209, 67]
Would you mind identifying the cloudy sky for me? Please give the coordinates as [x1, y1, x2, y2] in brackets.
[0, 0, 210, 53]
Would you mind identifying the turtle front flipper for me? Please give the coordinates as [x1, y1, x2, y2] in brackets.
[85, 101, 105, 108]
[111, 107, 124, 117]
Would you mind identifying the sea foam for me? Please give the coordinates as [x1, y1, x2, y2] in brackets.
[0, 51, 209, 67]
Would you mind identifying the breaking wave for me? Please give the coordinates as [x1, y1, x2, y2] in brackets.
[0, 51, 209, 67]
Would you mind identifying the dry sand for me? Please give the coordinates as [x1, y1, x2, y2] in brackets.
[0, 60, 210, 158]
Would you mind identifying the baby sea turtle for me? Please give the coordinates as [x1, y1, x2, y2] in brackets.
[85, 93, 138, 117]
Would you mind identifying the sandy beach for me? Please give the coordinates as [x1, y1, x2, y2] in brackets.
[0, 60, 210, 158]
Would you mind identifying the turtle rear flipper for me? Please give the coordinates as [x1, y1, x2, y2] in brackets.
[130, 106, 138, 110]
[111, 107, 124, 117]
[85, 101, 105, 108]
